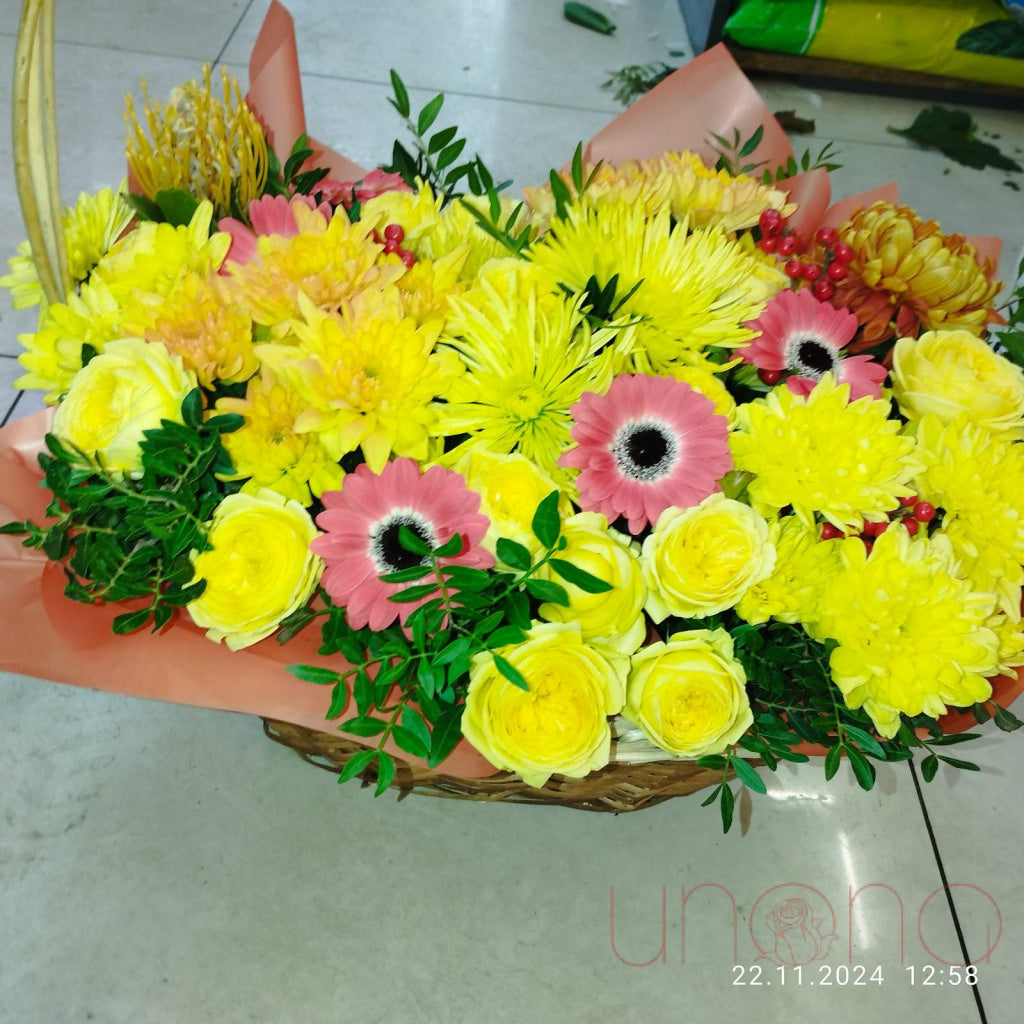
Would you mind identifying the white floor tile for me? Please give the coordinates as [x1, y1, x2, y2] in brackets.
[222, 0, 690, 113]
[0, 670, 983, 1023]
[0, 0, 250, 62]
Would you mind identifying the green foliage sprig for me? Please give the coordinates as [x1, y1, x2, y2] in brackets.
[995, 255, 1024, 368]
[0, 390, 242, 634]
[286, 491, 611, 795]
[708, 125, 841, 182]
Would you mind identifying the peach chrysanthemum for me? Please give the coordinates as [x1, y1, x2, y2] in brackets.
[216, 369, 344, 506]
[834, 202, 1000, 349]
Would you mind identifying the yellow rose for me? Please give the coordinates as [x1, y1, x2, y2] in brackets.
[642, 494, 776, 621]
[187, 489, 323, 650]
[537, 511, 647, 653]
[457, 449, 571, 560]
[461, 622, 627, 787]
[625, 629, 753, 758]
[52, 338, 196, 474]
[892, 330, 1024, 440]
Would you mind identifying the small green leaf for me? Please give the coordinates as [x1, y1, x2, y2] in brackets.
[699, 783, 722, 807]
[398, 525, 432, 556]
[124, 191, 164, 222]
[824, 743, 843, 781]
[937, 755, 981, 772]
[340, 717, 387, 738]
[493, 653, 529, 691]
[388, 582, 439, 603]
[525, 578, 569, 606]
[402, 707, 432, 751]
[564, 1, 616, 35]
[921, 753, 939, 783]
[719, 784, 735, 832]
[337, 749, 375, 784]
[531, 490, 561, 548]
[841, 723, 886, 759]
[433, 532, 464, 558]
[391, 724, 430, 760]
[154, 188, 200, 228]
[993, 705, 1023, 732]
[112, 608, 150, 634]
[417, 94, 445, 136]
[846, 746, 876, 791]
[436, 138, 467, 171]
[504, 590, 531, 629]
[730, 756, 767, 795]
[287, 664, 341, 685]
[374, 752, 396, 796]
[739, 124, 764, 157]
[696, 754, 727, 770]
[485, 625, 526, 648]
[379, 564, 432, 584]
[549, 558, 612, 594]
[428, 126, 458, 153]
[389, 70, 410, 117]
[427, 706, 464, 768]
[495, 538, 532, 571]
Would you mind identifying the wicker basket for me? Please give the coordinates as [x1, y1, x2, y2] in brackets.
[13, 0, 747, 812]
[262, 719, 741, 811]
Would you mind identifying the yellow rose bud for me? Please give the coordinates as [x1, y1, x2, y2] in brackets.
[625, 629, 753, 758]
[642, 493, 776, 620]
[461, 622, 627, 788]
[892, 330, 1024, 440]
[188, 489, 323, 650]
[457, 449, 571, 560]
[537, 511, 647, 654]
[52, 338, 196, 474]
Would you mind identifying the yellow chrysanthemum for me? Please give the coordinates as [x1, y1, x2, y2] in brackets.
[526, 151, 795, 234]
[395, 247, 469, 327]
[227, 209, 400, 327]
[812, 526, 998, 738]
[988, 610, 1024, 677]
[92, 201, 230, 301]
[216, 369, 344, 506]
[125, 65, 267, 219]
[0, 185, 133, 309]
[121, 270, 257, 387]
[15, 277, 124, 402]
[431, 267, 631, 483]
[835, 201, 1000, 347]
[527, 198, 783, 372]
[735, 515, 842, 626]
[258, 292, 461, 472]
[731, 375, 921, 531]
[914, 414, 1024, 616]
[360, 179, 444, 248]
[665, 363, 737, 425]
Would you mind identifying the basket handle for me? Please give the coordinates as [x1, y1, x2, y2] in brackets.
[13, 0, 70, 304]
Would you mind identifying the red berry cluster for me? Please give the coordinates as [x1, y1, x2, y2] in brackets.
[757, 213, 854, 303]
[372, 223, 416, 268]
[819, 496, 938, 553]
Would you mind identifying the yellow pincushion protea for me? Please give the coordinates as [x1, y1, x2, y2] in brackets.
[914, 415, 1024, 617]
[258, 292, 461, 472]
[731, 375, 921, 532]
[527, 198, 783, 373]
[812, 526, 999, 739]
[525, 151, 795, 234]
[226, 208, 402, 327]
[123, 270, 257, 387]
[834, 202, 1000, 348]
[215, 368, 344, 506]
[735, 515, 842, 627]
[125, 65, 268, 219]
[0, 185, 132, 310]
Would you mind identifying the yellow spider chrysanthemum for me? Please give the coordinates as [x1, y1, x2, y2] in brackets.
[812, 526, 999, 738]
[226, 209, 401, 327]
[125, 65, 267, 219]
[16, 278, 124, 402]
[216, 369, 344, 506]
[258, 292, 461, 472]
[735, 515, 842, 626]
[122, 270, 257, 387]
[0, 185, 133, 310]
[731, 375, 921, 531]
[92, 201, 230, 301]
[527, 198, 783, 372]
[914, 414, 1024, 616]
[431, 266, 631, 483]
[526, 151, 795, 234]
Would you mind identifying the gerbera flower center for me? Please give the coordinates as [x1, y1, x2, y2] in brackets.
[370, 510, 437, 573]
[786, 334, 839, 380]
[611, 419, 680, 482]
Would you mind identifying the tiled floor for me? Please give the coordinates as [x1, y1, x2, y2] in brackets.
[1, 2, 1023, 1021]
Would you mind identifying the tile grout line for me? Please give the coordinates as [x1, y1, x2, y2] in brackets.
[1, 390, 24, 429]
[212, 0, 258, 70]
[908, 760, 988, 1024]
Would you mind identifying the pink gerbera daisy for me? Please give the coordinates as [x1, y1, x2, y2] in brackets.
[741, 287, 887, 400]
[219, 193, 332, 264]
[311, 458, 494, 631]
[560, 374, 733, 535]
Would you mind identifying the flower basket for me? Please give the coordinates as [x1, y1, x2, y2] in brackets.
[3, 0, 1023, 825]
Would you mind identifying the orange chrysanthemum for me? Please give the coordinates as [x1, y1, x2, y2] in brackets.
[833, 202, 1000, 350]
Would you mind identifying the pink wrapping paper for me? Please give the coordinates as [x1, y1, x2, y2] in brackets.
[0, 3, 1010, 769]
